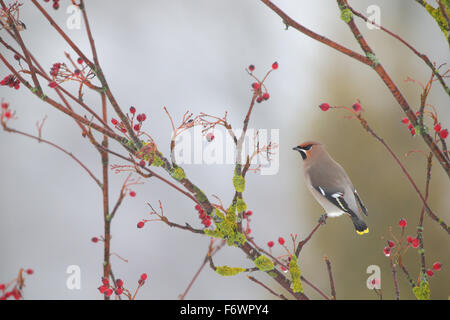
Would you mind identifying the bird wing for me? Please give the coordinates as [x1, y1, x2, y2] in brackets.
[354, 190, 368, 216]
[307, 163, 362, 219]
[314, 187, 351, 213]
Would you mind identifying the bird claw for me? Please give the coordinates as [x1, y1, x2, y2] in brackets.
[318, 214, 328, 225]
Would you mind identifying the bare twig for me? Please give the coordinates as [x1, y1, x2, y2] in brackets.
[324, 256, 336, 300]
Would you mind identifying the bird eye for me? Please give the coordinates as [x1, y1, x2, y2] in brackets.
[303, 144, 312, 150]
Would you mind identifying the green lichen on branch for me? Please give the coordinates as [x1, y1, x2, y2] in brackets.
[254, 255, 274, 272]
[192, 185, 208, 203]
[413, 279, 430, 300]
[236, 197, 247, 213]
[423, 1, 450, 46]
[204, 207, 246, 247]
[289, 255, 303, 293]
[414, 123, 429, 136]
[215, 265, 246, 276]
[233, 173, 245, 193]
[340, 8, 353, 23]
[171, 166, 186, 181]
[366, 53, 379, 67]
[152, 155, 164, 167]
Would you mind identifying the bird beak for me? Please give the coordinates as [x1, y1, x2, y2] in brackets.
[292, 146, 301, 152]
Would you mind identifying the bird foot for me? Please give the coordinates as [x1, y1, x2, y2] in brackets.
[318, 214, 328, 225]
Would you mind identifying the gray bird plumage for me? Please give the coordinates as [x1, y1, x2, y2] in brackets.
[293, 141, 369, 235]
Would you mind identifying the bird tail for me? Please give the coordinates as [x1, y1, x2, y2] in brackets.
[351, 216, 369, 235]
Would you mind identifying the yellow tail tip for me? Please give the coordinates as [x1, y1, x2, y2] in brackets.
[356, 228, 369, 235]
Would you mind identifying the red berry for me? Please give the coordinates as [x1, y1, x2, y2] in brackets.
[77, 57, 83, 64]
[406, 235, 413, 243]
[248, 64, 255, 72]
[195, 204, 202, 211]
[137, 221, 145, 228]
[439, 129, 448, 139]
[140, 114, 147, 121]
[432, 262, 441, 271]
[352, 102, 362, 112]
[111, 119, 118, 125]
[115, 279, 124, 288]
[91, 237, 99, 243]
[256, 96, 263, 103]
[383, 247, 391, 257]
[74, 69, 81, 75]
[14, 82, 20, 90]
[136, 114, 142, 122]
[411, 238, 420, 248]
[129, 191, 136, 197]
[0, 284, 5, 291]
[4, 110, 12, 119]
[14, 54, 20, 60]
[280, 266, 287, 271]
[120, 127, 127, 133]
[206, 132, 214, 142]
[130, 106, 136, 114]
[48, 81, 57, 88]
[278, 237, 285, 245]
[272, 61, 278, 70]
[410, 128, 416, 136]
[407, 123, 413, 129]
[267, 241, 274, 248]
[139, 160, 145, 167]
[134, 124, 140, 131]
[262, 92, 270, 100]
[115, 287, 123, 295]
[105, 288, 113, 297]
[401, 117, 409, 124]
[25, 269, 34, 275]
[245, 210, 253, 217]
[387, 240, 395, 248]
[246, 228, 251, 234]
[434, 123, 441, 132]
[53, 2, 59, 9]
[203, 219, 212, 227]
[252, 82, 260, 90]
[140, 273, 148, 281]
[319, 103, 330, 111]
[426, 269, 434, 277]
[1, 102, 8, 110]
[399, 218, 407, 228]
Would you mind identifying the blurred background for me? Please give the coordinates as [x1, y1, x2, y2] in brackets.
[0, 0, 449, 300]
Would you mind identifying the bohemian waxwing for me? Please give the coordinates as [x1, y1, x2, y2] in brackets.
[293, 141, 369, 235]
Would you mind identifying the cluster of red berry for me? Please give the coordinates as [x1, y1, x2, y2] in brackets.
[195, 204, 212, 228]
[0, 269, 33, 300]
[43, 0, 60, 10]
[0, 74, 20, 90]
[319, 101, 362, 112]
[249, 62, 278, 103]
[1, 102, 12, 120]
[111, 106, 147, 134]
[433, 122, 448, 139]
[243, 210, 252, 235]
[98, 277, 124, 297]
[267, 236, 285, 249]
[383, 218, 442, 277]
[401, 114, 448, 138]
[50, 62, 61, 77]
[98, 273, 147, 298]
